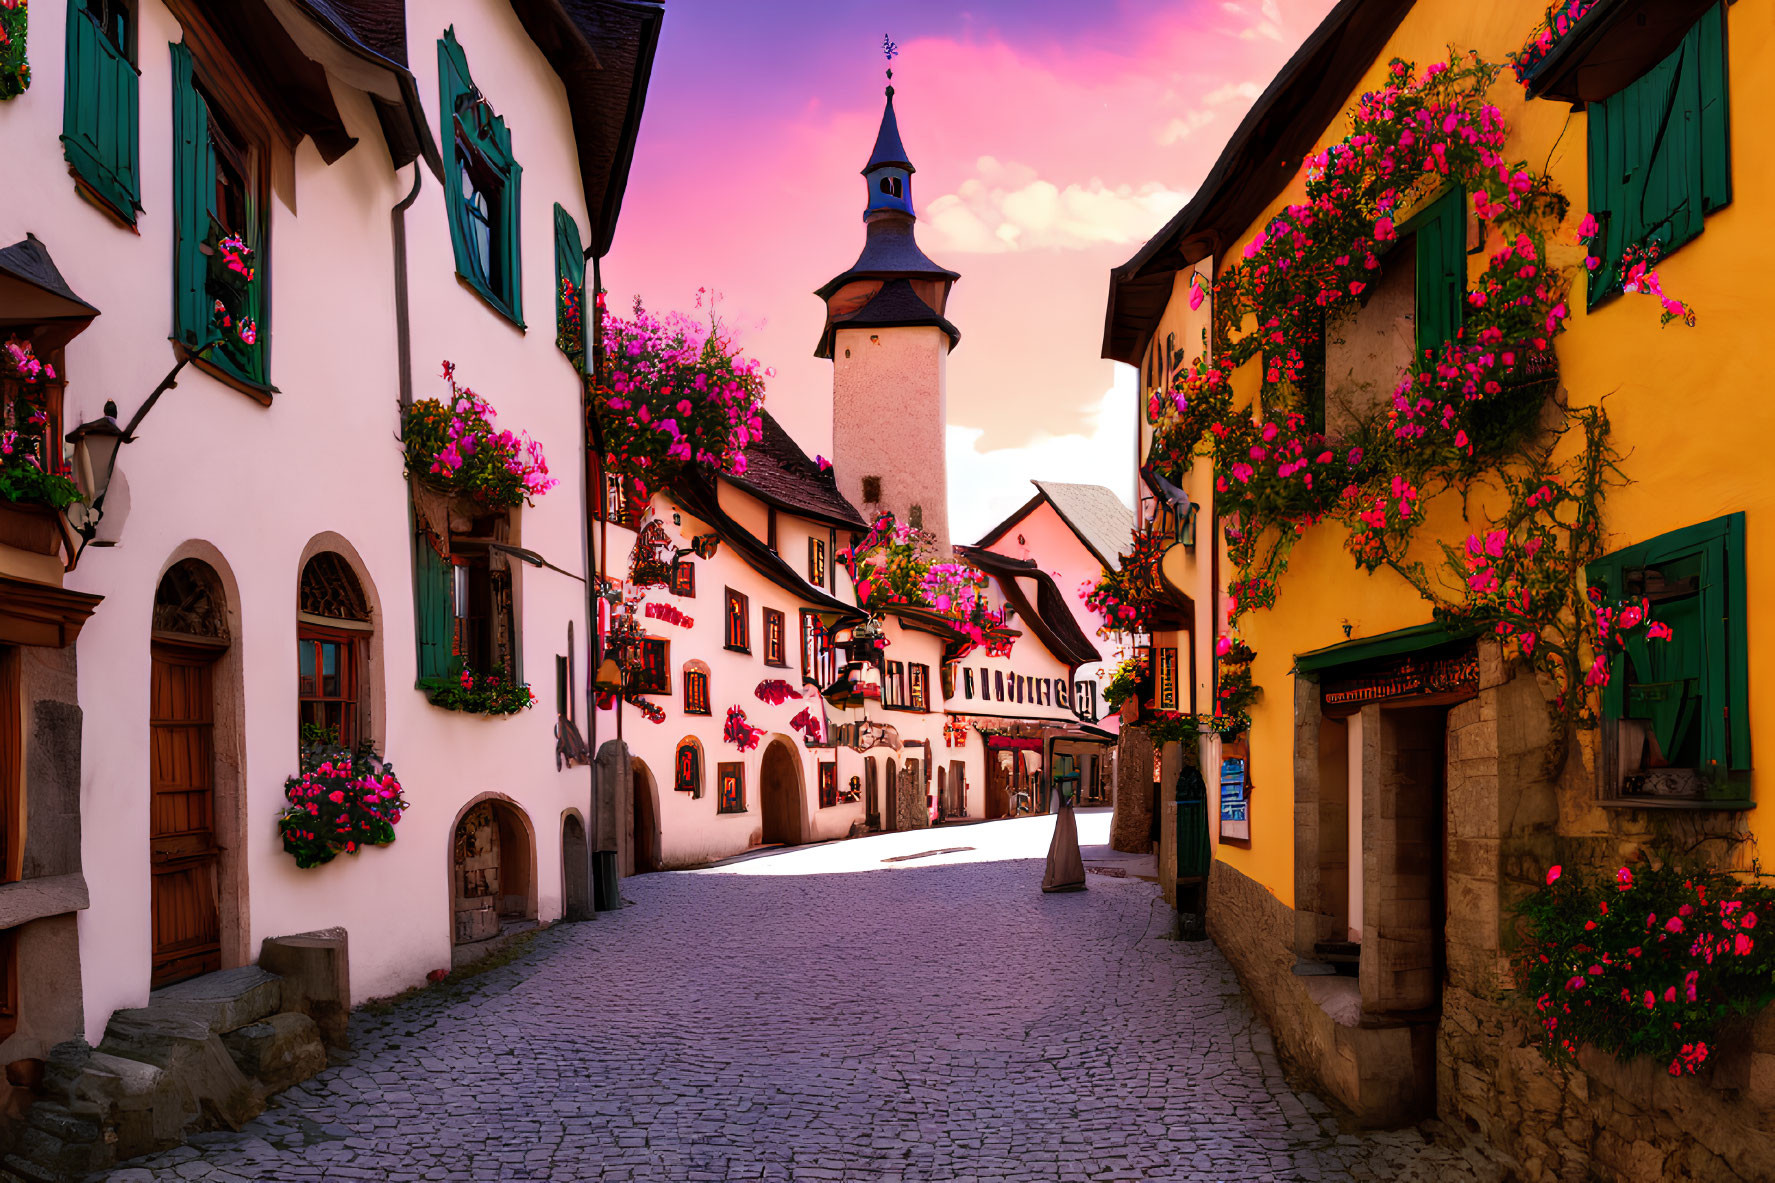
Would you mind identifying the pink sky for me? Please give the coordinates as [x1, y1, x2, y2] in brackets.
[603, 0, 1339, 537]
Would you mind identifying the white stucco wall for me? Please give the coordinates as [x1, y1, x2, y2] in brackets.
[830, 324, 950, 549]
[2, 0, 604, 1037]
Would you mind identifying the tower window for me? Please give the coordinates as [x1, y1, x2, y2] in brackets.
[908, 504, 923, 529]
[861, 476, 882, 503]
[878, 176, 903, 198]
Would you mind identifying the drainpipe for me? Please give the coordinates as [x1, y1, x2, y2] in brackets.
[585, 251, 621, 911]
[392, 164, 423, 410]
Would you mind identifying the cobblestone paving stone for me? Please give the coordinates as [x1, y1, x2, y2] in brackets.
[112, 813, 1496, 1182]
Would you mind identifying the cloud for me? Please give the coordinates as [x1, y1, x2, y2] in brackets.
[924, 157, 1189, 254]
[947, 368, 1137, 543]
[1225, 0, 1285, 40]
[1203, 80, 1264, 105]
[1158, 109, 1215, 145]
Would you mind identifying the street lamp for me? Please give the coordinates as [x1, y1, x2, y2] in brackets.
[65, 400, 124, 548]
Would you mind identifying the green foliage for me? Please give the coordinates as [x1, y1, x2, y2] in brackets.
[277, 741, 407, 869]
[421, 664, 535, 716]
[1514, 860, 1775, 1077]
[0, 2, 30, 100]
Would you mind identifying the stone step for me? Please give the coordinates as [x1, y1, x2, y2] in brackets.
[21, 1103, 97, 1146]
[142, 967, 284, 1035]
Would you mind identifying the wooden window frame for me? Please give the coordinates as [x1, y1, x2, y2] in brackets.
[881, 659, 909, 710]
[766, 508, 779, 554]
[1075, 680, 1098, 722]
[808, 536, 827, 586]
[438, 27, 523, 327]
[724, 588, 750, 654]
[297, 622, 366, 750]
[683, 666, 711, 716]
[671, 560, 695, 598]
[630, 636, 670, 697]
[674, 739, 703, 797]
[800, 610, 835, 688]
[909, 663, 929, 712]
[62, 0, 143, 225]
[994, 670, 1005, 701]
[762, 608, 787, 668]
[1157, 647, 1179, 711]
[964, 668, 975, 700]
[717, 761, 746, 814]
[167, 18, 281, 401]
[818, 762, 837, 809]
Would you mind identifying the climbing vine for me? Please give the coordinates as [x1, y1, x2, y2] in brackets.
[1111, 52, 1685, 758]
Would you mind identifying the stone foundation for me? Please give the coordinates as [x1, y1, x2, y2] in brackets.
[1111, 723, 1153, 853]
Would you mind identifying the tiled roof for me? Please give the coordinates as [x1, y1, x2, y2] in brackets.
[1033, 481, 1134, 572]
[815, 217, 959, 301]
[816, 278, 960, 359]
[960, 548, 1101, 667]
[975, 481, 1133, 572]
[726, 410, 869, 530]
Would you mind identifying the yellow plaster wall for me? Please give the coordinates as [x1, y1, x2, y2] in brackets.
[1158, 0, 1775, 905]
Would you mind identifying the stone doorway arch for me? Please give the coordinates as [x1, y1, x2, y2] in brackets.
[624, 758, 661, 875]
[450, 795, 536, 946]
[760, 737, 804, 846]
[561, 811, 590, 920]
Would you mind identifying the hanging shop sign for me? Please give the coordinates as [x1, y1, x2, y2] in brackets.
[1321, 649, 1479, 708]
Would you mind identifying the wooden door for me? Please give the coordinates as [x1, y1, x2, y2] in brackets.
[986, 750, 1011, 819]
[454, 801, 501, 944]
[149, 643, 222, 988]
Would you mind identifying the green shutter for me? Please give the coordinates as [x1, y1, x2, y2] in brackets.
[1408, 186, 1465, 358]
[414, 535, 456, 682]
[553, 203, 586, 366]
[169, 42, 214, 353]
[62, 6, 142, 221]
[1585, 511, 1749, 776]
[438, 28, 522, 325]
[1587, 5, 1729, 306]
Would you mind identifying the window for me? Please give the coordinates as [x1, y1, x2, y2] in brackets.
[1157, 647, 1179, 711]
[995, 670, 1004, 701]
[1056, 679, 1070, 709]
[62, 0, 141, 223]
[413, 515, 520, 688]
[1398, 185, 1466, 359]
[674, 739, 703, 797]
[671, 560, 695, 598]
[767, 508, 779, 554]
[630, 637, 669, 696]
[909, 664, 929, 712]
[861, 475, 882, 503]
[1586, 6, 1729, 308]
[170, 41, 269, 391]
[964, 668, 975, 699]
[1587, 513, 1748, 798]
[882, 660, 908, 708]
[440, 28, 523, 324]
[298, 553, 371, 747]
[763, 608, 787, 667]
[818, 762, 838, 808]
[878, 176, 902, 198]
[808, 537, 827, 585]
[800, 610, 836, 687]
[554, 203, 585, 367]
[724, 588, 750, 653]
[717, 761, 745, 814]
[1075, 680, 1098, 722]
[593, 466, 641, 529]
[683, 664, 711, 715]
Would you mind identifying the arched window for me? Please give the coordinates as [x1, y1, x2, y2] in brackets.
[674, 737, 703, 798]
[298, 552, 372, 748]
[683, 660, 711, 716]
[878, 175, 903, 198]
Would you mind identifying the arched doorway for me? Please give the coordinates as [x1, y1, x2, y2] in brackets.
[624, 758, 660, 875]
[760, 738, 804, 846]
[451, 797, 536, 945]
[149, 558, 236, 988]
[561, 812, 590, 920]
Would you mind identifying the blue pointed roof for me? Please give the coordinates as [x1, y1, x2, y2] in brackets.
[863, 87, 915, 174]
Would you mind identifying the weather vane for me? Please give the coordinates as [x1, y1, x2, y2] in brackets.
[883, 33, 897, 83]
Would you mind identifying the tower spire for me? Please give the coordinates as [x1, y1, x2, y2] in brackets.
[862, 36, 914, 218]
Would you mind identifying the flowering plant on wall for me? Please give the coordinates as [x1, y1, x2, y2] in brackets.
[277, 740, 408, 869]
[723, 705, 762, 751]
[1577, 216, 1698, 327]
[789, 706, 823, 744]
[556, 275, 584, 359]
[402, 361, 557, 509]
[645, 602, 693, 628]
[0, 1, 30, 100]
[594, 292, 768, 500]
[1080, 525, 1172, 636]
[420, 664, 535, 716]
[1100, 652, 1148, 711]
[841, 513, 1014, 651]
[0, 337, 82, 510]
[755, 679, 799, 706]
[1506, 0, 1602, 87]
[1515, 861, 1775, 1078]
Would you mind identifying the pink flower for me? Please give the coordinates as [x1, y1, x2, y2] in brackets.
[1545, 865, 1562, 886]
[1617, 866, 1634, 890]
[1734, 933, 1754, 956]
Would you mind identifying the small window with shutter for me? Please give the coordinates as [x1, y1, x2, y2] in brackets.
[62, 0, 142, 224]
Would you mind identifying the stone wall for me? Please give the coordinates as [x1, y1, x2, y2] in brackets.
[1111, 723, 1154, 854]
[894, 766, 930, 832]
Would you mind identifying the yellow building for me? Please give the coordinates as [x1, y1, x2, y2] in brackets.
[1101, 2, 1774, 1178]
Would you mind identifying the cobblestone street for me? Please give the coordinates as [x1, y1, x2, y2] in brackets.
[113, 812, 1492, 1182]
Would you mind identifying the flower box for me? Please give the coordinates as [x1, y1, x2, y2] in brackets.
[0, 500, 62, 556]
